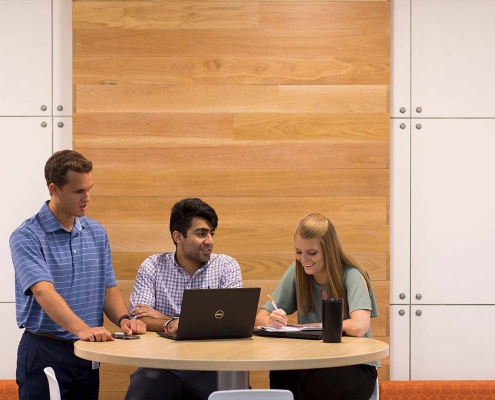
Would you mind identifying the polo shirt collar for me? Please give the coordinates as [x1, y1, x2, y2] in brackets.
[39, 201, 85, 233]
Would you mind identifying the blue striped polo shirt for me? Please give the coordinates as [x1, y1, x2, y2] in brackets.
[9, 201, 117, 340]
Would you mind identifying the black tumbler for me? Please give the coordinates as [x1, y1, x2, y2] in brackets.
[322, 298, 343, 343]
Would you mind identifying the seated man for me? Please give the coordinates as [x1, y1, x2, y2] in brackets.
[124, 198, 243, 400]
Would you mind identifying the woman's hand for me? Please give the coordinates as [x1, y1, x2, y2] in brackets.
[268, 309, 288, 328]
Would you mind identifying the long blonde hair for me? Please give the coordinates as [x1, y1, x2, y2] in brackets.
[295, 213, 372, 315]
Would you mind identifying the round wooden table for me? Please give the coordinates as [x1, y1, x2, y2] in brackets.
[74, 333, 389, 390]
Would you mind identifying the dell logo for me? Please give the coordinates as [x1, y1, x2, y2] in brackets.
[215, 310, 224, 319]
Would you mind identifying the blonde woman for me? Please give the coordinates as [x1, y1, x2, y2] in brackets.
[255, 213, 379, 400]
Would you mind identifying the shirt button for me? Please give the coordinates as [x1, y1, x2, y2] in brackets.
[73, 250, 76, 254]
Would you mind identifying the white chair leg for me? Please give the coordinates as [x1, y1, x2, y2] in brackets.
[43, 367, 62, 400]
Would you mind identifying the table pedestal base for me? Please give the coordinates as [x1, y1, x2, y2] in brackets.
[218, 371, 249, 390]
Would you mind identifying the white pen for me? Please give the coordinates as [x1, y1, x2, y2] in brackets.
[267, 294, 278, 310]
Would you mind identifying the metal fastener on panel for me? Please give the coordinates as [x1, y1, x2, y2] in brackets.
[57, 105, 63, 111]
[41, 121, 47, 128]
[399, 293, 406, 299]
[41, 105, 47, 111]
[57, 122, 64, 128]
[400, 123, 406, 129]
[399, 309, 405, 316]
[416, 310, 422, 316]
[416, 123, 422, 129]
[399, 107, 406, 113]
[416, 107, 422, 113]
[416, 293, 422, 300]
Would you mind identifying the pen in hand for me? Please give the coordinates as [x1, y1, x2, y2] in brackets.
[268, 294, 278, 310]
[267, 294, 288, 327]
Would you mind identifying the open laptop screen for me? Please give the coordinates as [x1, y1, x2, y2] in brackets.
[157, 287, 261, 341]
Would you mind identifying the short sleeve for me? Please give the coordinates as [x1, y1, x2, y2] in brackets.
[263, 262, 298, 316]
[129, 256, 158, 312]
[10, 230, 53, 295]
[219, 256, 243, 288]
[345, 267, 379, 318]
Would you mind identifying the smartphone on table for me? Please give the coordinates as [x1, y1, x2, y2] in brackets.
[112, 332, 140, 340]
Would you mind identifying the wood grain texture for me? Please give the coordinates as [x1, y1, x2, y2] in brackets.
[91, 168, 389, 197]
[73, 112, 233, 138]
[73, 57, 194, 85]
[78, 141, 388, 169]
[87, 196, 387, 225]
[279, 85, 389, 113]
[75, 84, 279, 113]
[73, 2, 259, 30]
[74, 29, 389, 58]
[233, 113, 389, 141]
[74, 38, 389, 86]
[74, 0, 391, 387]
[192, 56, 390, 85]
[260, 2, 390, 30]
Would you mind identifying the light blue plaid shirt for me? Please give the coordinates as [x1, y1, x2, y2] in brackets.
[129, 252, 242, 317]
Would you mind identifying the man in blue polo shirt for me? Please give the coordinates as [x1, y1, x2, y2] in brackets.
[9, 150, 146, 400]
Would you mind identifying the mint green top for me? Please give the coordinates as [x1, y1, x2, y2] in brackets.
[263, 262, 380, 367]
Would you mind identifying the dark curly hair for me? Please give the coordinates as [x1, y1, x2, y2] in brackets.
[170, 198, 218, 243]
[44, 150, 93, 189]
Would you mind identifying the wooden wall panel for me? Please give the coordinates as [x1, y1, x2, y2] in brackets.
[90, 168, 389, 197]
[79, 142, 388, 169]
[278, 85, 389, 113]
[88, 197, 387, 225]
[192, 57, 390, 85]
[75, 84, 279, 113]
[73, 3, 259, 30]
[73, 57, 194, 85]
[74, 1, 391, 396]
[233, 113, 389, 140]
[73, 112, 233, 138]
[259, 2, 389, 30]
[74, 29, 387, 58]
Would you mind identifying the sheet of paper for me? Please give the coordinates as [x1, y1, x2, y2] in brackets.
[257, 325, 321, 332]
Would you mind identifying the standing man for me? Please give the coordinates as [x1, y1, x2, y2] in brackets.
[10, 150, 146, 400]
[124, 198, 243, 400]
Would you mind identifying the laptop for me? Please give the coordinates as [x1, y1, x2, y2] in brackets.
[253, 327, 323, 340]
[157, 287, 261, 340]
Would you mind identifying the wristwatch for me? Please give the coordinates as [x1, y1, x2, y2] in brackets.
[164, 317, 179, 332]
[117, 314, 131, 326]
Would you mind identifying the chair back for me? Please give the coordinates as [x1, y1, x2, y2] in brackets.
[369, 377, 379, 400]
[43, 367, 61, 400]
[208, 389, 294, 399]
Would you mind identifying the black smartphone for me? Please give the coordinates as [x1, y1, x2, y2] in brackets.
[112, 332, 140, 340]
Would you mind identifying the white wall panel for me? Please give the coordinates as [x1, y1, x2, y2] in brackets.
[390, 119, 411, 305]
[53, 117, 73, 151]
[53, 0, 73, 117]
[411, 119, 495, 304]
[0, 118, 52, 302]
[390, 305, 410, 380]
[411, 305, 495, 379]
[0, 0, 52, 116]
[412, 0, 495, 117]
[0, 303, 23, 379]
[390, 0, 411, 118]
